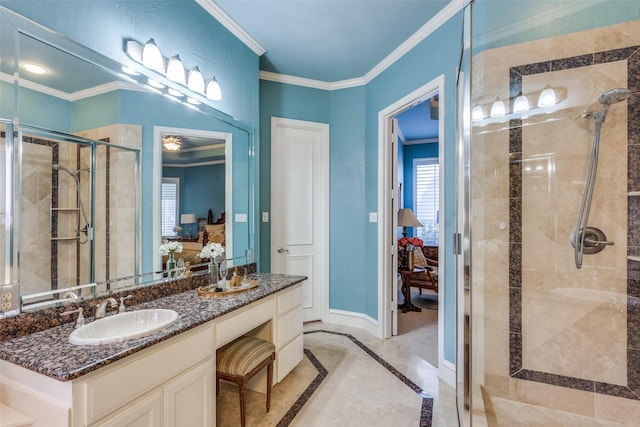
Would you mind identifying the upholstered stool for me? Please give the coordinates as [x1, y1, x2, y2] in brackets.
[216, 336, 276, 427]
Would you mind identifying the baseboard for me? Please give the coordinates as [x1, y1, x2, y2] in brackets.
[439, 358, 456, 387]
[326, 309, 380, 338]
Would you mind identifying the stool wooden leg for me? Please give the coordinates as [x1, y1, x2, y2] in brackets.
[239, 385, 246, 427]
[266, 361, 273, 412]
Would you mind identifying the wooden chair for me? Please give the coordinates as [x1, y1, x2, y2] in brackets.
[216, 336, 276, 427]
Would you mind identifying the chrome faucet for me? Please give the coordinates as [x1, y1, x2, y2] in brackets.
[95, 297, 117, 319]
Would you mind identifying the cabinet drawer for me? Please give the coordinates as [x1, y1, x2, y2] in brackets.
[276, 306, 302, 349]
[215, 298, 275, 347]
[276, 333, 303, 383]
[277, 284, 302, 315]
[83, 324, 214, 425]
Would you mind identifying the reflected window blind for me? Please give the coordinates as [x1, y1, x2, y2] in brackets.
[414, 158, 439, 246]
[161, 178, 179, 237]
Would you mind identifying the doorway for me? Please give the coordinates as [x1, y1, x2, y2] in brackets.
[378, 75, 446, 373]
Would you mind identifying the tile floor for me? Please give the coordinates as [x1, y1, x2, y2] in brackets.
[216, 296, 458, 426]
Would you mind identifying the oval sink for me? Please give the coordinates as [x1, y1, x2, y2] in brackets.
[69, 309, 179, 345]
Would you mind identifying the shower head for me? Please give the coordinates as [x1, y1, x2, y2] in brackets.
[52, 163, 75, 176]
[598, 88, 631, 105]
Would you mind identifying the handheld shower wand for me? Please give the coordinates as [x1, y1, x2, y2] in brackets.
[572, 88, 631, 268]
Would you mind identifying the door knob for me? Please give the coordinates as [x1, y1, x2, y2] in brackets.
[277, 247, 289, 253]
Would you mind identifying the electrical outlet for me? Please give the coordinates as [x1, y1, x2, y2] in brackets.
[0, 284, 20, 316]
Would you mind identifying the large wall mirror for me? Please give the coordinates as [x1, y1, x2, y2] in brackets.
[0, 7, 256, 312]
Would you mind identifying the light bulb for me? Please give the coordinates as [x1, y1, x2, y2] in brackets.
[538, 87, 556, 108]
[205, 77, 222, 101]
[187, 66, 205, 94]
[142, 38, 164, 73]
[513, 94, 530, 113]
[166, 55, 186, 85]
[490, 98, 506, 118]
[471, 105, 484, 121]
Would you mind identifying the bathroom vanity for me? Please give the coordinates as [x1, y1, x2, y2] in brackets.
[0, 273, 305, 427]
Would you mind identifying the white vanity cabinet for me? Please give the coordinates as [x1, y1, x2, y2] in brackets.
[0, 282, 304, 427]
[76, 322, 215, 427]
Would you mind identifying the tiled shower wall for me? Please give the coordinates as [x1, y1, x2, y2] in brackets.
[471, 20, 640, 424]
[17, 124, 141, 297]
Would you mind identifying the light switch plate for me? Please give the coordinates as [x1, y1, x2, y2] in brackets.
[235, 213, 248, 223]
[369, 212, 378, 223]
[262, 212, 269, 222]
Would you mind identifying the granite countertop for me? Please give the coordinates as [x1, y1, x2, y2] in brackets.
[0, 273, 306, 382]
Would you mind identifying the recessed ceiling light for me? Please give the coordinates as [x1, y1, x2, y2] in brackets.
[23, 63, 47, 74]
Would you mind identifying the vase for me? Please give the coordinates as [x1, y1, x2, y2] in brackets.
[209, 259, 218, 285]
[168, 251, 176, 278]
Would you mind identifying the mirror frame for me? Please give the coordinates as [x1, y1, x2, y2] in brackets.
[0, 6, 257, 312]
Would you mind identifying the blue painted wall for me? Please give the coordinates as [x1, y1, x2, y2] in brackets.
[2, 0, 259, 127]
[163, 163, 226, 232]
[258, 81, 331, 270]
[258, 13, 464, 363]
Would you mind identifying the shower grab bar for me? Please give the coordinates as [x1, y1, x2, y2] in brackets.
[50, 237, 80, 241]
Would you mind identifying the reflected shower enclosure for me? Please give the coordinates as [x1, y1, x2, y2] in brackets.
[17, 126, 141, 298]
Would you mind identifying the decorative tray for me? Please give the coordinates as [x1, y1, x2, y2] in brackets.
[197, 279, 259, 297]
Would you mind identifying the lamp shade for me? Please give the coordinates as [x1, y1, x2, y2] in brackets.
[397, 208, 423, 227]
[181, 213, 197, 224]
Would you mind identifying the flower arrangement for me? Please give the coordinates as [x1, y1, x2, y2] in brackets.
[158, 241, 183, 255]
[198, 242, 225, 260]
[398, 237, 423, 248]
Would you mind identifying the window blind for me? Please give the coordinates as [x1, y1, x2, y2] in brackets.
[161, 178, 179, 237]
[414, 158, 439, 246]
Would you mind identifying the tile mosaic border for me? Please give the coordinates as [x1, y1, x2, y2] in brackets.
[509, 45, 640, 400]
[304, 330, 434, 427]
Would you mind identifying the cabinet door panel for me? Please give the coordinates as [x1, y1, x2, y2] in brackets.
[164, 359, 214, 427]
[93, 390, 162, 427]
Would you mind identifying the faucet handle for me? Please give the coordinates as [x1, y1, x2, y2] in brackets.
[119, 295, 132, 313]
[61, 307, 85, 329]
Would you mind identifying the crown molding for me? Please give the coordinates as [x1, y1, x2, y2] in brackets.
[196, 0, 266, 56]
[163, 159, 225, 168]
[403, 137, 439, 146]
[1, 72, 146, 101]
[258, 0, 464, 90]
[69, 81, 144, 101]
[362, 0, 464, 85]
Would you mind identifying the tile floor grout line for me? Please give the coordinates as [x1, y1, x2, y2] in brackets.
[275, 348, 327, 427]
[304, 329, 434, 427]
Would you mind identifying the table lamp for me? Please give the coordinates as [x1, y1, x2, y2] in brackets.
[397, 208, 423, 237]
[180, 213, 197, 237]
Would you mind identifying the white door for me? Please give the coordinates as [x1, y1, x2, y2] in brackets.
[271, 117, 329, 322]
[390, 118, 399, 336]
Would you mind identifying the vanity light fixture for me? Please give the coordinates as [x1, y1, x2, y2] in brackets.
[471, 105, 484, 121]
[167, 88, 183, 97]
[147, 78, 165, 89]
[166, 55, 186, 85]
[121, 65, 140, 76]
[163, 135, 182, 152]
[124, 38, 223, 102]
[206, 77, 222, 101]
[187, 66, 205, 94]
[23, 63, 47, 74]
[141, 38, 164, 73]
[538, 86, 557, 108]
[490, 98, 506, 118]
[513, 92, 530, 113]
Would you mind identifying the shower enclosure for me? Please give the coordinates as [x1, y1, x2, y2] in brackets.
[16, 125, 141, 299]
[461, 1, 640, 425]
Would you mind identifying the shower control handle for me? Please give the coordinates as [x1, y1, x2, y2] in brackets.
[584, 237, 614, 246]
